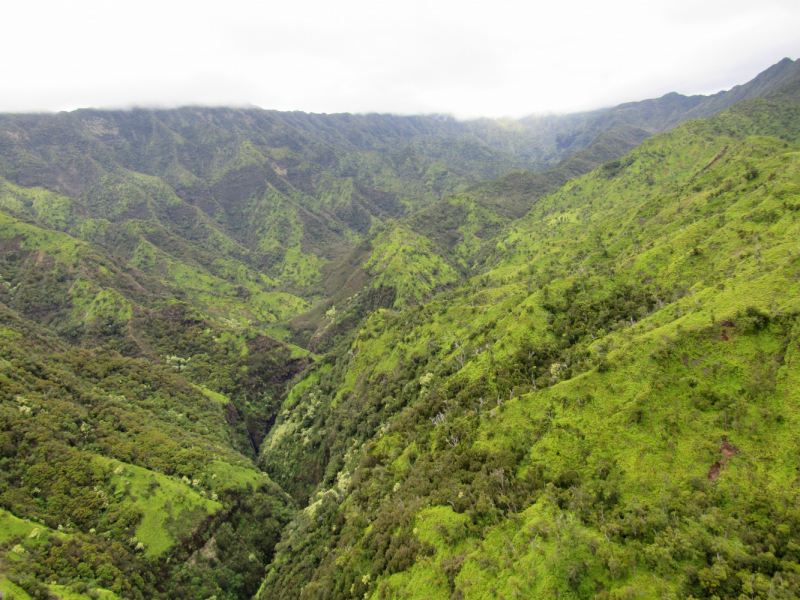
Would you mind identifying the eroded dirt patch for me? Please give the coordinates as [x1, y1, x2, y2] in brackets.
[708, 439, 742, 481]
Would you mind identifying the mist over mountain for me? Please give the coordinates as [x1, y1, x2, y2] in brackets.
[0, 57, 799, 600]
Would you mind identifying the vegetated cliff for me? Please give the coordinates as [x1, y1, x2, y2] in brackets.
[0, 58, 798, 600]
[281, 58, 800, 350]
[256, 78, 800, 600]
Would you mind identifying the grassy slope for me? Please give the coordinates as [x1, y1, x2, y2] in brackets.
[0, 304, 296, 600]
[0, 176, 313, 328]
[403, 117, 666, 276]
[256, 84, 800, 600]
[285, 222, 463, 352]
[0, 202, 308, 599]
[0, 62, 797, 600]
[0, 190, 315, 442]
[268, 60, 799, 356]
[283, 121, 662, 353]
[0, 107, 544, 305]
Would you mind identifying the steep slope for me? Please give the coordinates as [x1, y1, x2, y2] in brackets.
[0, 305, 296, 600]
[283, 108, 687, 350]
[2, 58, 799, 600]
[0, 108, 497, 308]
[285, 221, 464, 352]
[404, 124, 652, 273]
[390, 59, 800, 278]
[256, 80, 800, 600]
[0, 176, 315, 334]
[280, 61, 800, 363]
[0, 59, 793, 323]
[0, 209, 318, 599]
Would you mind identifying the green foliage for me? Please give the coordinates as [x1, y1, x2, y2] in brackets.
[0, 310, 293, 599]
[1, 59, 799, 600]
[256, 76, 800, 600]
[363, 224, 460, 308]
[97, 457, 222, 558]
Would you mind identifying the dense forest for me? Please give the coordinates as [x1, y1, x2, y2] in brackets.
[0, 57, 799, 600]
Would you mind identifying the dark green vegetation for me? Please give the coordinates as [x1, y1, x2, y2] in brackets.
[0, 58, 799, 600]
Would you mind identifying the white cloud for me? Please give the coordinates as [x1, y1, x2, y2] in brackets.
[2, 0, 798, 117]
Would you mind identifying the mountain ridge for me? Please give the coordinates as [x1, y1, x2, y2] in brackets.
[255, 74, 800, 600]
[1, 57, 799, 600]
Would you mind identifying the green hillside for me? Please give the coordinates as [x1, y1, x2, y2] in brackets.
[255, 79, 800, 600]
[0, 209, 308, 599]
[1, 59, 799, 600]
[0, 302, 295, 599]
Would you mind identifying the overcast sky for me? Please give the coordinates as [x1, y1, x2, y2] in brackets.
[3, 0, 799, 118]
